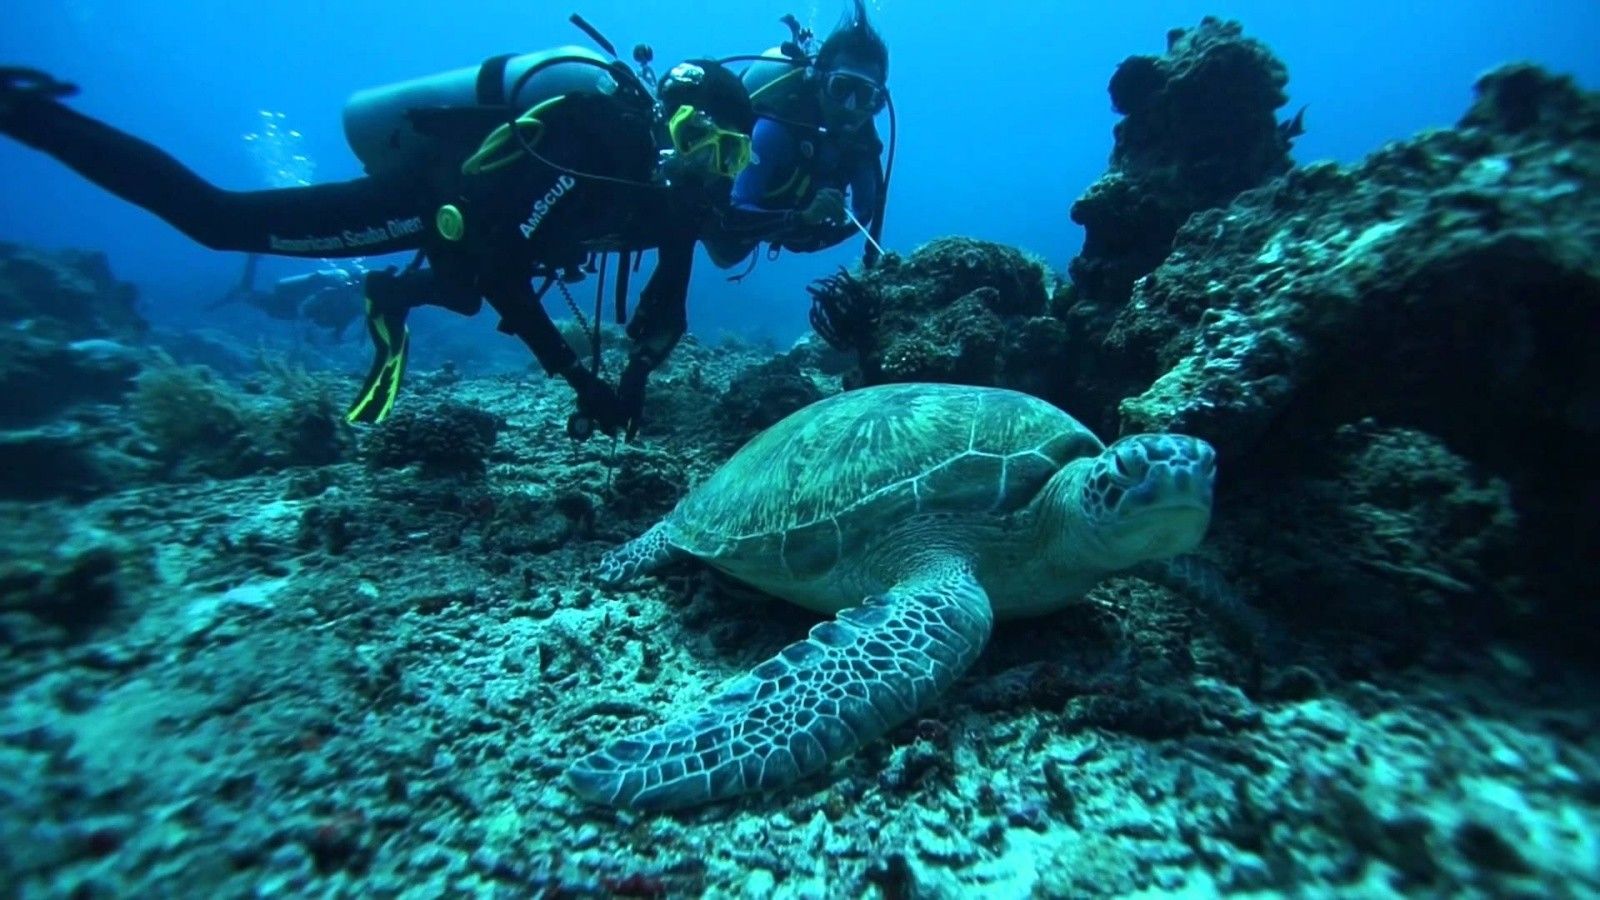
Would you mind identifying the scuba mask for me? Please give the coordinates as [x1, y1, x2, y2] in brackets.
[667, 104, 754, 180]
[822, 70, 885, 113]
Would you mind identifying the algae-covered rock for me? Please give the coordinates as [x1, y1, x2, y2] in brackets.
[806, 237, 1068, 402]
[0, 330, 143, 427]
[128, 357, 353, 481]
[716, 355, 823, 437]
[0, 424, 150, 501]
[0, 513, 133, 644]
[1085, 63, 1599, 653]
[0, 242, 146, 341]
[1111, 65, 1598, 454]
[364, 402, 503, 476]
[1216, 422, 1522, 666]
[129, 360, 265, 478]
[1068, 17, 1295, 312]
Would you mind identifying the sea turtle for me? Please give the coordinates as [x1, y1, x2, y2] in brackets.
[568, 382, 1216, 811]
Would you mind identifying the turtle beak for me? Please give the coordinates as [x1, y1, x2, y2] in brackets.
[1130, 506, 1211, 558]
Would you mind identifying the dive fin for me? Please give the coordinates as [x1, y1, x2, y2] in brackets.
[345, 298, 410, 424]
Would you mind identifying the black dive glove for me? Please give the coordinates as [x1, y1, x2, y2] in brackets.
[565, 365, 627, 441]
[798, 188, 847, 226]
[615, 360, 650, 441]
[0, 67, 78, 119]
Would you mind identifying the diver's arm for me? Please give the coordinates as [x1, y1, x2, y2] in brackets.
[847, 152, 883, 227]
[470, 274, 579, 377]
[614, 234, 695, 437]
[1, 98, 429, 258]
[714, 119, 806, 234]
[476, 272, 628, 436]
[778, 154, 882, 252]
[771, 153, 881, 253]
[624, 235, 694, 370]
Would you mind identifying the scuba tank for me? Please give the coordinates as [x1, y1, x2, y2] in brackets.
[738, 46, 809, 116]
[342, 45, 618, 177]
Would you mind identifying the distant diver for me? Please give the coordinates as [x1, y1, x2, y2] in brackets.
[704, 0, 896, 274]
[0, 23, 758, 440]
[209, 254, 366, 341]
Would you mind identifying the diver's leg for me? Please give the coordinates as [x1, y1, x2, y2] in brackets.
[0, 94, 429, 257]
[344, 266, 486, 423]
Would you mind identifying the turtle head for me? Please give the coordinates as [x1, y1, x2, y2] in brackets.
[1072, 433, 1216, 568]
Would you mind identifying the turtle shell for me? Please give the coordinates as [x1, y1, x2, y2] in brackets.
[665, 383, 1102, 580]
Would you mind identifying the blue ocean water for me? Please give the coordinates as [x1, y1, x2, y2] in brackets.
[1, 0, 1595, 352]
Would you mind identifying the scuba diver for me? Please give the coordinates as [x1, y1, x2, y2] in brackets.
[0, 22, 756, 439]
[705, 0, 894, 274]
[209, 253, 366, 341]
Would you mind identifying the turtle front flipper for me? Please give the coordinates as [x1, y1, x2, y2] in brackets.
[596, 523, 679, 587]
[567, 558, 994, 810]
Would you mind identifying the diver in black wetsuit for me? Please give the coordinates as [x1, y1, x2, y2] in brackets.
[705, 1, 892, 272]
[0, 47, 756, 439]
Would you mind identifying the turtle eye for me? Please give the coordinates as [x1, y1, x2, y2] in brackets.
[1110, 445, 1143, 484]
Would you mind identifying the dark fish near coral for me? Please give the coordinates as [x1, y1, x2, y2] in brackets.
[1278, 104, 1308, 145]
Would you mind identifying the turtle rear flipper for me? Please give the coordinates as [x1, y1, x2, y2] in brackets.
[567, 557, 993, 810]
[596, 523, 679, 587]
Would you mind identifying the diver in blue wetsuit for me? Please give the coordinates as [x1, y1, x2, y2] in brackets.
[705, 1, 892, 270]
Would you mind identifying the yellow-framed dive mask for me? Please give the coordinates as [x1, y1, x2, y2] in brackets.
[667, 104, 753, 180]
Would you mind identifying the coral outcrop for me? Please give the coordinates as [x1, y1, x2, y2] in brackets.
[0, 244, 149, 429]
[806, 237, 1071, 405]
[0, 242, 145, 341]
[1067, 18, 1295, 312]
[365, 402, 504, 476]
[1064, 64, 1599, 651]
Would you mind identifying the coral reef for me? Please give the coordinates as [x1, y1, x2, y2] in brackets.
[0, 315, 1594, 898]
[0, 331, 142, 428]
[0, 244, 354, 497]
